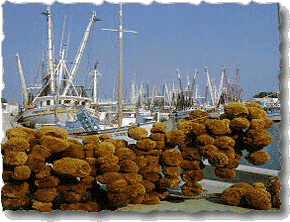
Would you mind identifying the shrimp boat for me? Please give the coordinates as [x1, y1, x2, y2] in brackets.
[16, 6, 98, 129]
[17, 5, 157, 137]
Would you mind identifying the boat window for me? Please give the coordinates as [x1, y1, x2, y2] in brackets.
[82, 101, 86, 105]
[40, 101, 43, 107]
[64, 100, 70, 104]
[46, 100, 50, 106]
[59, 100, 62, 104]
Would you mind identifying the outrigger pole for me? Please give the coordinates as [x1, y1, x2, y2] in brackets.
[101, 4, 137, 127]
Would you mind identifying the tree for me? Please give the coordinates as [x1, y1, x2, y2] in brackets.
[1, 97, 8, 104]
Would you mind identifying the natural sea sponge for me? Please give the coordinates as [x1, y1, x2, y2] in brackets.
[53, 157, 92, 178]
[181, 170, 204, 183]
[221, 187, 248, 206]
[214, 136, 235, 149]
[33, 188, 58, 202]
[181, 182, 203, 196]
[143, 194, 161, 205]
[181, 160, 201, 170]
[2, 182, 29, 199]
[95, 142, 116, 157]
[122, 173, 143, 184]
[99, 162, 120, 174]
[208, 152, 229, 168]
[35, 176, 60, 188]
[150, 122, 167, 133]
[151, 188, 169, 200]
[195, 134, 215, 146]
[97, 172, 124, 184]
[150, 133, 166, 141]
[128, 126, 148, 140]
[97, 154, 119, 166]
[266, 177, 281, 208]
[98, 134, 110, 141]
[245, 150, 270, 165]
[230, 182, 254, 191]
[166, 130, 186, 146]
[119, 160, 139, 173]
[162, 166, 181, 178]
[30, 145, 51, 159]
[114, 139, 128, 149]
[136, 138, 156, 151]
[206, 119, 231, 135]
[127, 183, 146, 204]
[247, 107, 267, 119]
[2, 137, 30, 153]
[133, 148, 162, 156]
[155, 140, 165, 150]
[200, 145, 219, 158]
[13, 165, 31, 180]
[64, 141, 85, 159]
[158, 177, 181, 189]
[145, 156, 160, 165]
[250, 118, 273, 130]
[188, 110, 209, 124]
[162, 149, 183, 166]
[230, 117, 251, 130]
[134, 156, 148, 168]
[214, 167, 236, 179]
[40, 136, 70, 153]
[6, 126, 37, 140]
[82, 135, 100, 145]
[252, 182, 266, 189]
[60, 202, 100, 212]
[220, 147, 236, 160]
[244, 129, 272, 151]
[142, 173, 160, 182]
[2, 196, 30, 210]
[226, 158, 240, 169]
[107, 191, 129, 208]
[177, 121, 193, 134]
[224, 102, 249, 119]
[244, 188, 272, 210]
[140, 180, 156, 193]
[26, 154, 46, 173]
[115, 148, 136, 161]
[37, 126, 68, 140]
[107, 179, 128, 192]
[245, 101, 262, 109]
[3, 151, 28, 166]
[32, 200, 53, 212]
[139, 165, 161, 175]
[181, 148, 201, 161]
[191, 122, 207, 136]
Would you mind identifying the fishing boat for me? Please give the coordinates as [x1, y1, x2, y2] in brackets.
[16, 6, 98, 128]
[17, 4, 158, 137]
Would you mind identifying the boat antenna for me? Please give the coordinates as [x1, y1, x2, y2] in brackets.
[101, 4, 137, 127]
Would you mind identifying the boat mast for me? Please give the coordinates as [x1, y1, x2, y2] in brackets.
[45, 6, 55, 95]
[205, 67, 216, 106]
[217, 66, 225, 105]
[15, 53, 28, 106]
[62, 11, 99, 96]
[101, 4, 137, 126]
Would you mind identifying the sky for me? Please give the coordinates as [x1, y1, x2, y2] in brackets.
[1, 0, 281, 105]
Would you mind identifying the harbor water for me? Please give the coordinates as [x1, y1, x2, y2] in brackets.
[166, 117, 281, 171]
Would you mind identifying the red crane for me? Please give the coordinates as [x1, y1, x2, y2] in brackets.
[223, 67, 231, 100]
[235, 66, 239, 102]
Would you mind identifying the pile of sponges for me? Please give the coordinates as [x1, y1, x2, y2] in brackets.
[221, 177, 281, 210]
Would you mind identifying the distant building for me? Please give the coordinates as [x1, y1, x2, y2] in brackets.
[2, 103, 19, 115]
